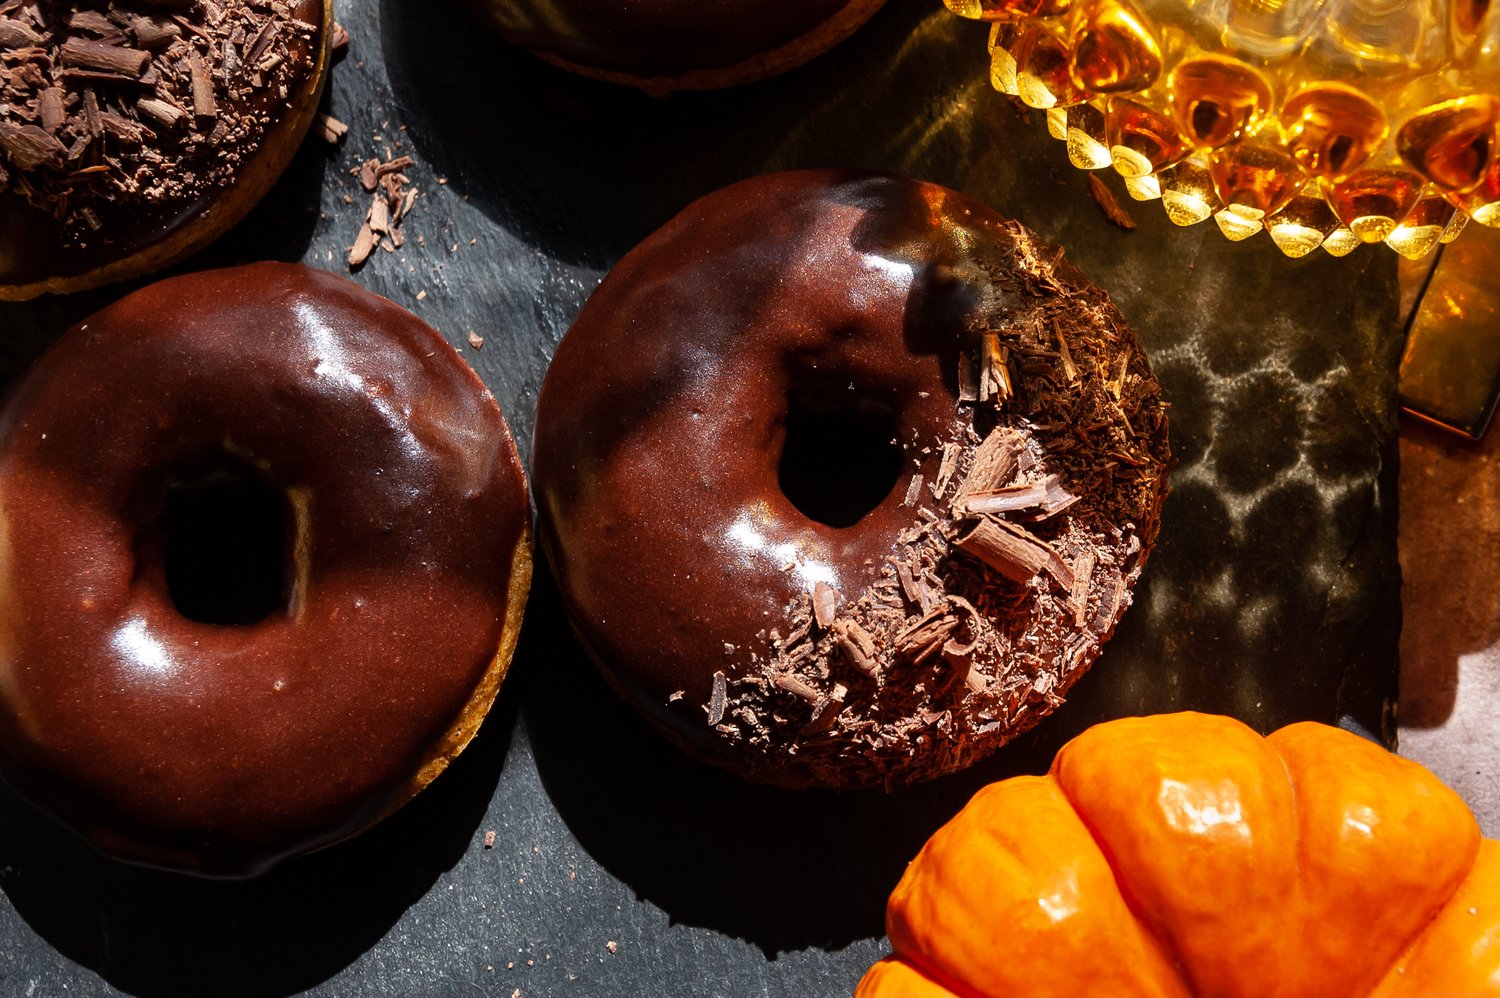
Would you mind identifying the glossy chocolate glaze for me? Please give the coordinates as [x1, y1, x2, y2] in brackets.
[479, 0, 875, 80]
[0, 263, 530, 875]
[0, 0, 325, 291]
[533, 170, 1170, 788]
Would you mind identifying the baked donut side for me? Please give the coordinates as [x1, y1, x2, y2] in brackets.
[533, 170, 1170, 789]
[0, 263, 530, 875]
[475, 0, 886, 95]
[0, 0, 331, 301]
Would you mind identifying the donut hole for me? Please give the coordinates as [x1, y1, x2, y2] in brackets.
[160, 460, 289, 625]
[778, 392, 903, 529]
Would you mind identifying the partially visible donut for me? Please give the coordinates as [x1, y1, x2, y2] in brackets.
[532, 171, 1171, 790]
[474, 0, 887, 95]
[0, 0, 331, 301]
[0, 263, 531, 876]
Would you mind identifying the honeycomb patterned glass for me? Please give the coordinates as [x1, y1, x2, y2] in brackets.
[946, 0, 1500, 259]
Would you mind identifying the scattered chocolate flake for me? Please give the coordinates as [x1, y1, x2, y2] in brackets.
[811, 581, 839, 629]
[313, 111, 346, 144]
[329, 18, 347, 52]
[482, 830, 495, 849]
[1088, 173, 1137, 230]
[345, 152, 420, 270]
[467, 331, 485, 350]
[347, 221, 377, 268]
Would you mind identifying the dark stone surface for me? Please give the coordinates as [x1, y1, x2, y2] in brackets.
[0, 0, 1402, 994]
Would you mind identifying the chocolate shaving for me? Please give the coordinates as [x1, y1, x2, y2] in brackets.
[954, 517, 1051, 584]
[0, 122, 64, 171]
[833, 620, 880, 680]
[774, 672, 819, 703]
[979, 331, 1012, 404]
[37, 87, 64, 133]
[187, 51, 215, 122]
[131, 15, 180, 48]
[329, 19, 348, 52]
[313, 111, 347, 144]
[347, 222, 377, 268]
[61, 36, 149, 76]
[0, 19, 41, 46]
[811, 582, 838, 630]
[956, 480, 1049, 516]
[67, 10, 117, 34]
[1070, 549, 1096, 627]
[902, 474, 923, 507]
[955, 427, 1022, 503]
[1088, 173, 1137, 230]
[136, 96, 185, 129]
[708, 671, 727, 726]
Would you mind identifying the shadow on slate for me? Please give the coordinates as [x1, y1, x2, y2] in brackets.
[0, 675, 518, 998]
[0, 0, 1401, 993]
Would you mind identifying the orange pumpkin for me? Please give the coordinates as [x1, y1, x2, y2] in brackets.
[857, 712, 1500, 997]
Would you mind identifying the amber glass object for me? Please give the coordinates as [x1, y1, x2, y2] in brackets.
[948, 0, 1500, 258]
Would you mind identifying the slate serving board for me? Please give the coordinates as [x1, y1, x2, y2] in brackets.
[0, 1, 1403, 995]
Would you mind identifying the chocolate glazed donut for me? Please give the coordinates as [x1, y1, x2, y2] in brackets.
[475, 0, 887, 94]
[0, 263, 531, 875]
[533, 171, 1171, 790]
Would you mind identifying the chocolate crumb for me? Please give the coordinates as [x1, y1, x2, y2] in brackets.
[467, 331, 485, 350]
[482, 830, 496, 849]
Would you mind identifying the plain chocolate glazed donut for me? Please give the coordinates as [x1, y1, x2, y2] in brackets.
[475, 0, 887, 94]
[533, 170, 1171, 790]
[0, 263, 531, 876]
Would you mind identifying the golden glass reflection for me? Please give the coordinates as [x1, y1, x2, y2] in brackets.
[1281, 83, 1387, 179]
[1168, 56, 1272, 149]
[1267, 195, 1339, 257]
[1325, 168, 1425, 242]
[1069, 0, 1162, 93]
[1397, 96, 1498, 193]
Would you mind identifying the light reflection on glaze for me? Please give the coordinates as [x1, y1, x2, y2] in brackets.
[109, 616, 178, 677]
[725, 509, 838, 588]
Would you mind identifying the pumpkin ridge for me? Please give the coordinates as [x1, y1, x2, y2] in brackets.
[1266, 721, 1484, 997]
[1046, 771, 1198, 996]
